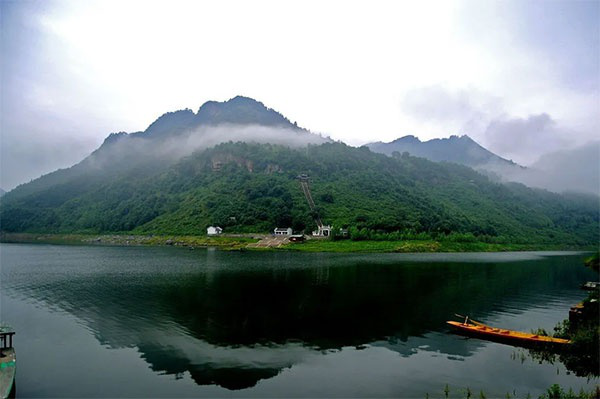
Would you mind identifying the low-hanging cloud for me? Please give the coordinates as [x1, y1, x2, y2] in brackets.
[84, 123, 331, 171]
[0, 118, 103, 191]
[174, 124, 330, 158]
[483, 113, 568, 164]
[489, 141, 600, 195]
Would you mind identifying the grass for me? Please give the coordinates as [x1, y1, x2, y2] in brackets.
[0, 232, 590, 253]
[280, 239, 570, 253]
[424, 383, 599, 399]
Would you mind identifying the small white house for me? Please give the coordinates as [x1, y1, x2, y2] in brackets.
[274, 227, 293, 236]
[207, 226, 223, 236]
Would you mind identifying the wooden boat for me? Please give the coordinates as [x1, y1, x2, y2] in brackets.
[447, 317, 570, 347]
[0, 330, 15, 399]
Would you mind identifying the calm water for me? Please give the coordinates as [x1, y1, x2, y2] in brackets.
[0, 243, 597, 397]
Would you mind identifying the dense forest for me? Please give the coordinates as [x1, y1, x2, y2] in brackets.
[1, 140, 598, 246]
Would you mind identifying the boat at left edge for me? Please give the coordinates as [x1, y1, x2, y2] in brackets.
[0, 328, 16, 399]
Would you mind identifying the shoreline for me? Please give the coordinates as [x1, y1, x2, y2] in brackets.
[0, 233, 257, 251]
[0, 232, 594, 253]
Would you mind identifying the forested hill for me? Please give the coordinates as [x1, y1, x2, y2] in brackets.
[1, 140, 598, 246]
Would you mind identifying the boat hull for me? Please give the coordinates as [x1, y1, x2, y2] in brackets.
[447, 320, 570, 348]
[0, 348, 15, 399]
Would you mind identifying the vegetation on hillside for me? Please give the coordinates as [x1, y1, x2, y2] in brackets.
[1, 142, 598, 247]
[584, 252, 599, 272]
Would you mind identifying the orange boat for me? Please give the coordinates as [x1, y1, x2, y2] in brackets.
[447, 317, 571, 347]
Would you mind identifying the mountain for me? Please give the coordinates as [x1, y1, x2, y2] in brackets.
[98, 95, 328, 155]
[2, 96, 330, 203]
[368, 135, 600, 196]
[0, 97, 597, 245]
[0, 188, 5, 197]
[367, 135, 522, 172]
[141, 96, 301, 139]
[1, 142, 597, 246]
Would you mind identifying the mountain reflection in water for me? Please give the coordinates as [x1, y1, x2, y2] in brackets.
[2, 245, 595, 392]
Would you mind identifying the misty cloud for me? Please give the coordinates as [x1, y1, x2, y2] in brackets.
[401, 86, 511, 148]
[2, 1, 598, 194]
[401, 86, 500, 130]
[484, 113, 568, 164]
[160, 124, 330, 160]
[499, 141, 600, 195]
[0, 1, 125, 191]
[0, 117, 102, 191]
[401, 86, 586, 165]
[84, 123, 330, 171]
[401, 86, 599, 194]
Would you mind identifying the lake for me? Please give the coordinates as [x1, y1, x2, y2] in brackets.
[0, 243, 596, 397]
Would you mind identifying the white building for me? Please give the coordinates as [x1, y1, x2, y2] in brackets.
[312, 225, 332, 237]
[207, 226, 223, 236]
[274, 227, 293, 236]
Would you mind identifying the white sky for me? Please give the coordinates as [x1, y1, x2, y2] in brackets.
[1, 0, 598, 189]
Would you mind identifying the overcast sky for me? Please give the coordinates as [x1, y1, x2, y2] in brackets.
[1, 0, 598, 190]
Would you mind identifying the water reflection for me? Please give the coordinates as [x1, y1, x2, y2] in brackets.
[2, 246, 594, 390]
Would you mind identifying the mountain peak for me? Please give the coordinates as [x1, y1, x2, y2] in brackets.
[195, 96, 296, 128]
[368, 134, 519, 169]
[392, 135, 421, 144]
[145, 109, 196, 137]
[454, 134, 476, 143]
[228, 95, 262, 104]
[122, 96, 303, 142]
